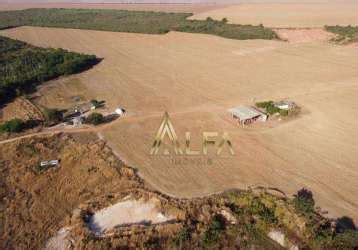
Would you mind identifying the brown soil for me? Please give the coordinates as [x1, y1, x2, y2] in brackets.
[1, 27, 358, 223]
[273, 28, 336, 44]
[0, 97, 44, 123]
[190, 3, 358, 28]
[0, 133, 143, 249]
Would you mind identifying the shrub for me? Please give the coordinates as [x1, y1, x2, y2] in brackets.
[250, 198, 277, 224]
[85, 112, 104, 125]
[255, 101, 274, 109]
[279, 109, 289, 116]
[331, 230, 358, 249]
[203, 214, 226, 245]
[172, 227, 191, 246]
[44, 108, 63, 125]
[255, 100, 281, 115]
[293, 188, 315, 214]
[0, 118, 25, 133]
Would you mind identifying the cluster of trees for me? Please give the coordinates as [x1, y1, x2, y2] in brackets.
[292, 188, 358, 249]
[0, 9, 278, 40]
[326, 25, 358, 43]
[84, 112, 105, 125]
[0, 36, 100, 106]
[176, 17, 277, 40]
[255, 100, 289, 116]
[0, 118, 41, 134]
[0, 118, 25, 133]
[326, 25, 358, 38]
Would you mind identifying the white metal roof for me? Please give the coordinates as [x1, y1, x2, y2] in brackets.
[228, 106, 263, 121]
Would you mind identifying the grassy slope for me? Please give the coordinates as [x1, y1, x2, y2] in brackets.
[0, 8, 278, 40]
[0, 35, 100, 105]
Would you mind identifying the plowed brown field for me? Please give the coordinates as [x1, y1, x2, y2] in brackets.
[1, 26, 358, 222]
[191, 3, 358, 28]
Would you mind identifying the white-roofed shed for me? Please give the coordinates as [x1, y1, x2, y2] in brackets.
[228, 106, 267, 125]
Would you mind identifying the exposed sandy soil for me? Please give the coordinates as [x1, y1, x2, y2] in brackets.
[190, 3, 358, 28]
[273, 28, 336, 44]
[88, 198, 173, 234]
[0, 3, 223, 13]
[1, 26, 358, 223]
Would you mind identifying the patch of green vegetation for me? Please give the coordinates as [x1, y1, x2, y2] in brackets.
[43, 108, 63, 125]
[330, 230, 358, 249]
[256, 101, 281, 115]
[0, 8, 278, 40]
[255, 100, 290, 116]
[325, 25, 358, 43]
[85, 112, 104, 125]
[0, 118, 25, 133]
[203, 214, 226, 246]
[293, 188, 315, 215]
[250, 197, 278, 225]
[175, 17, 277, 40]
[0, 35, 100, 106]
[171, 227, 191, 247]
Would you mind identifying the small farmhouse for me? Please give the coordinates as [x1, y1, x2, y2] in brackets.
[229, 106, 267, 125]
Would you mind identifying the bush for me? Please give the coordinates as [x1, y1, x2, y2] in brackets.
[44, 108, 63, 125]
[255, 101, 274, 109]
[255, 100, 281, 115]
[203, 214, 226, 245]
[293, 188, 315, 214]
[172, 227, 191, 246]
[0, 118, 25, 133]
[85, 112, 104, 125]
[331, 230, 358, 249]
[279, 109, 289, 116]
[250, 198, 277, 224]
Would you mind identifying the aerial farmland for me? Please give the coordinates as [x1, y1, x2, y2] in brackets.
[1, 1, 358, 249]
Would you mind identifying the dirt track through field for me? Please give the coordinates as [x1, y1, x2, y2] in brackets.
[1, 26, 358, 222]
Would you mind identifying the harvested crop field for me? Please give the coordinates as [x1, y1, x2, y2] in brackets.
[0, 3, 223, 13]
[1, 26, 358, 223]
[191, 3, 358, 28]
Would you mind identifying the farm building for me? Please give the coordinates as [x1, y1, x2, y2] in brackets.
[228, 106, 267, 125]
[63, 102, 96, 119]
[274, 100, 296, 110]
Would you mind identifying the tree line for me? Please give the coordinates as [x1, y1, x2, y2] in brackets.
[0, 36, 100, 106]
[0, 9, 278, 41]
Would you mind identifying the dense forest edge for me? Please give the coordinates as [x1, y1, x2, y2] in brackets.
[0, 35, 100, 106]
[0, 8, 278, 40]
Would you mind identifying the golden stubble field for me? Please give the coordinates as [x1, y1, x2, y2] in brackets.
[1, 26, 358, 222]
[191, 2, 358, 28]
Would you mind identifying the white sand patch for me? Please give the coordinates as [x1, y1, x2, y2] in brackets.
[268, 230, 286, 247]
[88, 199, 173, 234]
[45, 227, 72, 250]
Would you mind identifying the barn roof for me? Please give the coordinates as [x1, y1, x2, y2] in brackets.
[228, 106, 264, 121]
